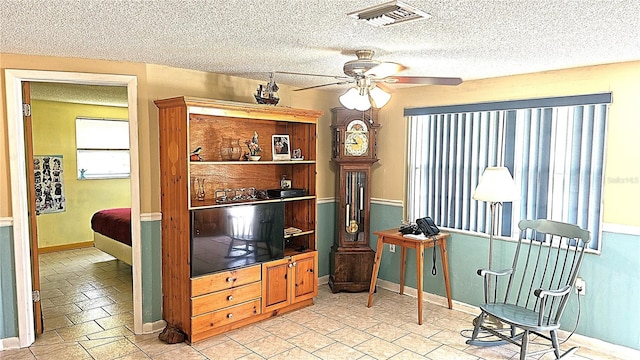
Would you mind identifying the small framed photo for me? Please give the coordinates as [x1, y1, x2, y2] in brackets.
[281, 178, 292, 189]
[272, 135, 291, 161]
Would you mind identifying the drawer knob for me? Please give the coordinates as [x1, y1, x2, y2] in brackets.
[227, 295, 233, 301]
[227, 313, 233, 319]
[226, 277, 236, 282]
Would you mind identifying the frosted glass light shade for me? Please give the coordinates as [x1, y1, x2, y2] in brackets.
[369, 86, 391, 108]
[339, 88, 371, 111]
[472, 167, 519, 202]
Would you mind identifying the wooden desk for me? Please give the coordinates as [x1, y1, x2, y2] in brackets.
[367, 229, 452, 325]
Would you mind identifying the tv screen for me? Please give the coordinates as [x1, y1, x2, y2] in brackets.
[190, 202, 285, 277]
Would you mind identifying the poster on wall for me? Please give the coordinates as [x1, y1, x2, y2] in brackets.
[34, 155, 66, 215]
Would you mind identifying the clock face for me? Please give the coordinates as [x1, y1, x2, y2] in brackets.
[345, 131, 369, 156]
[346, 119, 368, 132]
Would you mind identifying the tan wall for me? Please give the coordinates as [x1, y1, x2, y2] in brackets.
[1, 53, 338, 219]
[31, 100, 131, 248]
[374, 61, 640, 226]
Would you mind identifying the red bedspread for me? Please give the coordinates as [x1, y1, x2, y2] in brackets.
[91, 208, 131, 246]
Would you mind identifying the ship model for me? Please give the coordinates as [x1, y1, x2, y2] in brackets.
[254, 72, 280, 105]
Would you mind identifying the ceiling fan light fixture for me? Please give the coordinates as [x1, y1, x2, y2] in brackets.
[348, 1, 431, 27]
[369, 86, 391, 108]
[340, 88, 371, 111]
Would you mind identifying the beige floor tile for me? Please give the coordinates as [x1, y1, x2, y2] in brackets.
[29, 342, 92, 360]
[393, 332, 442, 356]
[55, 321, 104, 341]
[197, 339, 251, 359]
[425, 344, 480, 360]
[225, 325, 270, 345]
[42, 315, 73, 330]
[257, 318, 307, 340]
[148, 345, 207, 360]
[42, 303, 82, 319]
[326, 326, 373, 347]
[355, 337, 405, 359]
[243, 335, 294, 358]
[0, 348, 36, 360]
[362, 322, 410, 342]
[390, 349, 429, 360]
[95, 312, 134, 329]
[287, 330, 335, 353]
[268, 347, 320, 360]
[311, 342, 365, 360]
[66, 307, 111, 324]
[85, 337, 139, 360]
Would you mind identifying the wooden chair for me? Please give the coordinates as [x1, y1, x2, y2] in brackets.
[466, 219, 590, 359]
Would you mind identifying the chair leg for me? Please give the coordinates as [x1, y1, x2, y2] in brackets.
[520, 330, 529, 360]
[550, 330, 561, 358]
[470, 312, 487, 340]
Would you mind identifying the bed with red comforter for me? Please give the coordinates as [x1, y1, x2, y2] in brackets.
[91, 208, 132, 264]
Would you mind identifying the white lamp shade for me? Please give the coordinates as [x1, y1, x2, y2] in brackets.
[472, 167, 519, 202]
[339, 88, 371, 111]
[369, 86, 391, 108]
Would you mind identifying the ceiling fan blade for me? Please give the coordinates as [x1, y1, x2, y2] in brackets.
[293, 80, 354, 91]
[275, 71, 350, 80]
[365, 62, 407, 78]
[385, 76, 463, 86]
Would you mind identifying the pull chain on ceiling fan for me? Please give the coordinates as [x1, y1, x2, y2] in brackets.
[277, 50, 462, 111]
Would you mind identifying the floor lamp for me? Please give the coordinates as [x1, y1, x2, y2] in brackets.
[472, 167, 519, 328]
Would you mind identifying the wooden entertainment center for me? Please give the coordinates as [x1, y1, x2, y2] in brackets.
[155, 97, 322, 342]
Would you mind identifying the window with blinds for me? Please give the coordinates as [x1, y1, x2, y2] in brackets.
[76, 118, 130, 179]
[405, 93, 611, 250]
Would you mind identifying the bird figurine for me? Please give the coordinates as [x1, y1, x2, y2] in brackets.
[190, 146, 202, 161]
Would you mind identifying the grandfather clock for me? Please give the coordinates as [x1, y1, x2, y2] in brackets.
[329, 107, 380, 293]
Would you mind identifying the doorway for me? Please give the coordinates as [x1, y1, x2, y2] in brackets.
[5, 70, 141, 348]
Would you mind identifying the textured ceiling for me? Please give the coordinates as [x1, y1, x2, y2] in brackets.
[1, 0, 639, 92]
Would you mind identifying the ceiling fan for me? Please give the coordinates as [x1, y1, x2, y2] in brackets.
[277, 50, 462, 111]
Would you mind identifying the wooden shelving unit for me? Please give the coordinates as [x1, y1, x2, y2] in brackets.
[155, 97, 322, 342]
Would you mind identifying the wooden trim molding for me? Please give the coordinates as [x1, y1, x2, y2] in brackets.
[38, 241, 94, 253]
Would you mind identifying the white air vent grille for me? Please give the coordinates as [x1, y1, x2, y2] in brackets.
[348, 1, 431, 27]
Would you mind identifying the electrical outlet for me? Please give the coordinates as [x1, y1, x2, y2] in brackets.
[389, 244, 396, 253]
[575, 277, 586, 295]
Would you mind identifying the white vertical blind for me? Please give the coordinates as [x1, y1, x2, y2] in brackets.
[406, 94, 610, 250]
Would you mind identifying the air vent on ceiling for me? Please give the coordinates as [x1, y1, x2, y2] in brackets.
[348, 0, 431, 27]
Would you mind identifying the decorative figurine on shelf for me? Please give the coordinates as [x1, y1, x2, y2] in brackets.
[292, 148, 303, 160]
[254, 72, 280, 105]
[245, 132, 263, 161]
[190, 146, 203, 161]
[281, 175, 292, 189]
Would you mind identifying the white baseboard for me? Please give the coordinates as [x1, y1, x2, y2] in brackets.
[318, 275, 330, 285]
[142, 319, 166, 334]
[0, 337, 20, 351]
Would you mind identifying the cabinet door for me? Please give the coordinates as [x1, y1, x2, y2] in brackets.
[292, 252, 318, 303]
[262, 258, 291, 312]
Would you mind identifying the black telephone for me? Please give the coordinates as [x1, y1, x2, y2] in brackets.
[416, 217, 440, 236]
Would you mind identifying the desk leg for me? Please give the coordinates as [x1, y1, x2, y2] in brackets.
[399, 246, 407, 295]
[416, 242, 424, 325]
[367, 235, 385, 308]
[439, 239, 453, 309]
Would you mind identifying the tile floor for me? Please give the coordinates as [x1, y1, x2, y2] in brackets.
[0, 247, 634, 359]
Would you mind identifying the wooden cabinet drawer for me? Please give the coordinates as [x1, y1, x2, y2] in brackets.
[192, 282, 261, 316]
[191, 265, 261, 297]
[192, 299, 261, 334]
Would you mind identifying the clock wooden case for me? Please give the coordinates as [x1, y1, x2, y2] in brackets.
[329, 107, 380, 293]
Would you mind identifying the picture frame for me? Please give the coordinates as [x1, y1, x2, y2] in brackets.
[272, 135, 291, 161]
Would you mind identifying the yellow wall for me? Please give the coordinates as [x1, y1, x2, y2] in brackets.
[31, 100, 131, 248]
[374, 61, 640, 226]
[0, 53, 338, 220]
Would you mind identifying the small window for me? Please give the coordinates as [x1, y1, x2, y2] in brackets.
[76, 118, 130, 179]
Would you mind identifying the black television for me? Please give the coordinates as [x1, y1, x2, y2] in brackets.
[190, 202, 285, 277]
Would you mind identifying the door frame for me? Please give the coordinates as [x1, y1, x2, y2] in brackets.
[5, 69, 142, 347]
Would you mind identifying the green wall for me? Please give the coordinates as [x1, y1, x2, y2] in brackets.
[31, 100, 130, 249]
[0, 225, 18, 339]
[141, 220, 162, 323]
